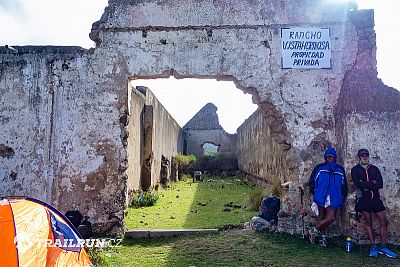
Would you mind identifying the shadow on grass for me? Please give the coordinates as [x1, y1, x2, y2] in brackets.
[101, 177, 400, 266]
[124, 176, 256, 230]
[99, 231, 400, 267]
[180, 176, 256, 229]
[157, 177, 400, 266]
[99, 176, 400, 266]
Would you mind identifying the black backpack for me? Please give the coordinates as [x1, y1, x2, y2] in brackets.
[78, 219, 93, 239]
[65, 210, 93, 239]
[259, 196, 281, 225]
[65, 210, 83, 228]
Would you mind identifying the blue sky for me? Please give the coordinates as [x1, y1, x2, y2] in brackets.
[1, 0, 399, 133]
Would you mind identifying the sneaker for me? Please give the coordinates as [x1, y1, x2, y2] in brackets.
[369, 245, 379, 257]
[308, 228, 317, 244]
[319, 236, 328, 248]
[379, 247, 398, 258]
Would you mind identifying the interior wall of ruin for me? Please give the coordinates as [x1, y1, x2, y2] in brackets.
[185, 129, 235, 157]
[236, 106, 295, 186]
[126, 85, 183, 198]
[145, 89, 184, 187]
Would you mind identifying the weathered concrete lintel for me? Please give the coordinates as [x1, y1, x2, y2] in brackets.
[0, 45, 88, 55]
[98, 21, 349, 33]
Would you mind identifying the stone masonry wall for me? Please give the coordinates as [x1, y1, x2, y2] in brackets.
[126, 85, 183, 201]
[185, 129, 236, 157]
[2, 0, 400, 240]
[184, 103, 235, 157]
[0, 46, 129, 235]
[236, 105, 295, 186]
[145, 89, 184, 187]
[126, 84, 146, 202]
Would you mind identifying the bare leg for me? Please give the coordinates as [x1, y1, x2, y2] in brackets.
[362, 211, 375, 244]
[317, 207, 336, 234]
[375, 211, 389, 245]
[316, 205, 326, 234]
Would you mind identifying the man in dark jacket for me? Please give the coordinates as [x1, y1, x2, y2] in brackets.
[352, 148, 398, 258]
[308, 147, 348, 247]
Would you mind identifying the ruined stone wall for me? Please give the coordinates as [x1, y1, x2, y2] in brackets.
[145, 89, 184, 187]
[185, 129, 235, 157]
[2, 0, 400, 240]
[183, 103, 235, 157]
[236, 106, 294, 186]
[334, 66, 400, 240]
[339, 112, 400, 241]
[0, 46, 129, 235]
[126, 85, 183, 198]
[126, 84, 146, 202]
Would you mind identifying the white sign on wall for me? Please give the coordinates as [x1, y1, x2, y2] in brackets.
[281, 28, 331, 69]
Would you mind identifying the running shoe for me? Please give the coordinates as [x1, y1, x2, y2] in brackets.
[379, 246, 398, 258]
[308, 227, 317, 244]
[319, 235, 328, 248]
[369, 245, 379, 257]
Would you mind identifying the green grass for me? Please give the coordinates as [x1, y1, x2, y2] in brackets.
[96, 230, 400, 267]
[125, 177, 256, 230]
[95, 176, 400, 266]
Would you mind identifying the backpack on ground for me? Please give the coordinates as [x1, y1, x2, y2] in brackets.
[78, 219, 93, 239]
[65, 210, 83, 228]
[65, 210, 93, 238]
[258, 196, 281, 226]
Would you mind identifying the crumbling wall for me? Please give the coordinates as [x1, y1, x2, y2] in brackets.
[126, 85, 183, 196]
[126, 84, 146, 201]
[335, 68, 400, 240]
[0, 46, 129, 235]
[2, 0, 399, 241]
[145, 89, 184, 187]
[184, 103, 235, 157]
[236, 104, 295, 186]
[185, 129, 236, 157]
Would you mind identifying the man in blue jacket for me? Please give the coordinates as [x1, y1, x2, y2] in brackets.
[308, 147, 348, 247]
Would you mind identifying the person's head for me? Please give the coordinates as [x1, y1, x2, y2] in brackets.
[357, 148, 369, 165]
[324, 147, 337, 163]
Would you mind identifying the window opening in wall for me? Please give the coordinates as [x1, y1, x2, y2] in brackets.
[202, 142, 219, 155]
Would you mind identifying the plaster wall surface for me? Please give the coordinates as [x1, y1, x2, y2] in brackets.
[1, 0, 399, 240]
[145, 89, 184, 187]
[185, 129, 235, 157]
[126, 85, 146, 201]
[236, 107, 294, 186]
[126, 85, 183, 199]
[339, 112, 400, 241]
[0, 46, 128, 234]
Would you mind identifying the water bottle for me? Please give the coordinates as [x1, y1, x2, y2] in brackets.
[345, 237, 352, 252]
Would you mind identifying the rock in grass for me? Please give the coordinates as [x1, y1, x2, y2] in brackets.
[170, 216, 175, 219]
[223, 208, 231, 212]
